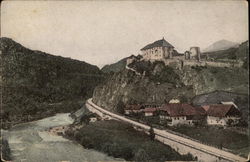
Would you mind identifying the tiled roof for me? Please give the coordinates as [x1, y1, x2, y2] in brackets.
[205, 104, 240, 117]
[125, 105, 143, 110]
[201, 105, 210, 111]
[160, 103, 206, 117]
[141, 38, 174, 50]
[143, 108, 157, 113]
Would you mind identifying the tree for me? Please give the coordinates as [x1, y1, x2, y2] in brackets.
[1, 139, 12, 161]
[180, 95, 188, 103]
[226, 119, 234, 126]
[149, 125, 155, 140]
[116, 100, 125, 114]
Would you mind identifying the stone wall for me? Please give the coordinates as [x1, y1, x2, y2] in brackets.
[162, 59, 243, 69]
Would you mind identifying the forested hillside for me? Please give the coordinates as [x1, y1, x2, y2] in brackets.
[0, 37, 105, 128]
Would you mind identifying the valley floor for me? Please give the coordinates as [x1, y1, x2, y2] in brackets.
[131, 115, 249, 158]
[64, 120, 194, 162]
[167, 125, 249, 158]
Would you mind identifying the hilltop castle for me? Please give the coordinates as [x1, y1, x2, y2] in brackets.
[126, 38, 243, 69]
[140, 38, 201, 62]
[140, 38, 175, 60]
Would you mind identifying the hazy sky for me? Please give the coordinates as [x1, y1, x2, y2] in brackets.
[1, 0, 248, 68]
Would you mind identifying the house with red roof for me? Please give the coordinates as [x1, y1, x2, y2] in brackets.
[125, 104, 161, 115]
[202, 104, 241, 126]
[159, 103, 206, 126]
[124, 104, 144, 115]
[143, 108, 157, 116]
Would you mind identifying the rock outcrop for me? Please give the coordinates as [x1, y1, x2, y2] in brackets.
[93, 60, 248, 112]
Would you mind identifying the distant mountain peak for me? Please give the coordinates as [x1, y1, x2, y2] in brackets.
[203, 40, 239, 52]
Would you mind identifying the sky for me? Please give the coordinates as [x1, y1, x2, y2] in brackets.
[1, 0, 248, 68]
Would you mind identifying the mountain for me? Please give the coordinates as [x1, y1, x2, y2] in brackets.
[203, 40, 239, 52]
[0, 37, 105, 128]
[201, 40, 249, 68]
[93, 60, 248, 113]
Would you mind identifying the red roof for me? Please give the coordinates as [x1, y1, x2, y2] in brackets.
[143, 108, 157, 113]
[201, 105, 210, 111]
[205, 104, 240, 117]
[160, 103, 206, 117]
[125, 105, 143, 110]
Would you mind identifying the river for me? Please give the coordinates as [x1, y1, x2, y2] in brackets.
[2, 113, 123, 162]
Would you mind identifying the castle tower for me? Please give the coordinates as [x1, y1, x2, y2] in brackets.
[190, 47, 201, 61]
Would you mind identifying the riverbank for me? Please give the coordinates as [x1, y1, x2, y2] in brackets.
[1, 113, 120, 162]
[2, 100, 85, 129]
[64, 120, 194, 162]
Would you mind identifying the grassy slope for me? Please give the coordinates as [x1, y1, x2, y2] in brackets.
[202, 48, 238, 60]
[101, 57, 128, 73]
[188, 66, 249, 95]
[125, 113, 249, 158]
[168, 125, 249, 158]
[201, 40, 248, 62]
[0, 37, 105, 128]
[65, 120, 194, 162]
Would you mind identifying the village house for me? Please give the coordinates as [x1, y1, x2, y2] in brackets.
[202, 104, 241, 126]
[143, 108, 157, 116]
[159, 103, 206, 126]
[124, 101, 242, 127]
[124, 104, 144, 115]
[169, 98, 180, 104]
[141, 38, 175, 60]
[87, 113, 99, 123]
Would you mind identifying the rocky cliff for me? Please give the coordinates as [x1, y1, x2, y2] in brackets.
[93, 60, 248, 112]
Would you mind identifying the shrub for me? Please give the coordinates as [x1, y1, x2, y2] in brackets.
[116, 100, 125, 114]
[1, 139, 12, 161]
[149, 126, 155, 140]
[133, 149, 150, 162]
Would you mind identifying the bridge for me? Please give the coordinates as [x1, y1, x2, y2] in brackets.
[86, 98, 247, 162]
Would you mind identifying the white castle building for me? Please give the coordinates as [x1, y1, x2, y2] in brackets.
[140, 38, 175, 60]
